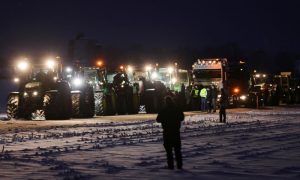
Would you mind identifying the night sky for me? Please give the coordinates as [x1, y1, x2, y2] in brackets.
[1, 0, 300, 67]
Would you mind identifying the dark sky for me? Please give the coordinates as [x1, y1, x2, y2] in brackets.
[1, 0, 300, 60]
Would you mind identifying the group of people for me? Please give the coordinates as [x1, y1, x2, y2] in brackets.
[191, 85, 219, 113]
[156, 86, 228, 170]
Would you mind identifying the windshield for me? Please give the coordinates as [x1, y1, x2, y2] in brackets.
[193, 69, 221, 79]
[25, 82, 42, 89]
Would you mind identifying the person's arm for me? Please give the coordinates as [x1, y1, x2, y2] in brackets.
[179, 110, 185, 122]
[156, 112, 162, 123]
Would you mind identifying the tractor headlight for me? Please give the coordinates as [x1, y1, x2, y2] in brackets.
[13, 77, 20, 83]
[240, 95, 247, 101]
[45, 59, 56, 69]
[72, 78, 83, 87]
[151, 72, 158, 80]
[24, 92, 28, 97]
[17, 61, 29, 71]
[65, 67, 72, 73]
[32, 91, 38, 96]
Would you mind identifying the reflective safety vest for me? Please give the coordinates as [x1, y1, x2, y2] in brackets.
[200, 88, 207, 98]
[193, 89, 199, 97]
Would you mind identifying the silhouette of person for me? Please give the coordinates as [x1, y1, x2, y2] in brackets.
[156, 96, 184, 169]
[219, 88, 228, 123]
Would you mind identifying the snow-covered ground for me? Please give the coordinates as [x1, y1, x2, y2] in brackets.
[0, 107, 300, 180]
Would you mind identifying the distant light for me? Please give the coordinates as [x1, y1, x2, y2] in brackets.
[240, 95, 247, 100]
[168, 67, 174, 74]
[263, 74, 266, 78]
[53, 76, 58, 81]
[96, 60, 103, 67]
[32, 91, 38, 96]
[72, 78, 83, 86]
[233, 88, 240, 93]
[208, 61, 212, 64]
[65, 67, 72, 73]
[127, 65, 133, 73]
[171, 78, 177, 84]
[17, 61, 29, 71]
[120, 65, 124, 70]
[46, 59, 56, 69]
[145, 65, 152, 71]
[151, 72, 158, 79]
[240, 68, 243, 71]
[255, 74, 261, 78]
[13, 77, 20, 83]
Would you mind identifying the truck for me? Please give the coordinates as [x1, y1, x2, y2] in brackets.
[192, 58, 250, 107]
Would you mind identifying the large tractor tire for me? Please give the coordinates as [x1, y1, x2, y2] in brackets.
[144, 90, 158, 113]
[44, 82, 72, 120]
[44, 91, 57, 119]
[71, 92, 80, 117]
[95, 91, 105, 116]
[72, 85, 95, 118]
[80, 86, 95, 118]
[7, 92, 19, 120]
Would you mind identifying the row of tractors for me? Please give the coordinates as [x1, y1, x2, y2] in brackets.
[7, 57, 300, 120]
[7, 58, 186, 120]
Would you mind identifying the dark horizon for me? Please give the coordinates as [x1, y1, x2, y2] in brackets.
[1, 0, 300, 72]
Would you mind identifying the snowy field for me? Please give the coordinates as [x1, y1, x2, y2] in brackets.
[0, 107, 300, 180]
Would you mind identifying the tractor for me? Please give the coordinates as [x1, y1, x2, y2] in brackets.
[7, 58, 72, 120]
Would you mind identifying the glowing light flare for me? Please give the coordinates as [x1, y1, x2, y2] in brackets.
[240, 95, 247, 100]
[96, 60, 103, 67]
[72, 78, 83, 86]
[65, 67, 72, 73]
[168, 67, 174, 74]
[33, 91, 38, 96]
[145, 65, 152, 71]
[233, 88, 240, 93]
[45, 59, 56, 69]
[17, 61, 29, 71]
[127, 65, 133, 73]
[151, 72, 158, 79]
[13, 77, 20, 83]
[171, 78, 177, 84]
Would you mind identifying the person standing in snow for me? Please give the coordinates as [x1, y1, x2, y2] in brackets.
[156, 96, 184, 170]
[200, 87, 207, 111]
[211, 85, 218, 113]
[219, 88, 228, 123]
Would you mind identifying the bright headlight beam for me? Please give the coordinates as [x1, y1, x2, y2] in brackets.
[65, 67, 72, 73]
[168, 67, 174, 74]
[33, 91, 38, 96]
[17, 61, 29, 71]
[240, 95, 247, 101]
[151, 72, 158, 79]
[13, 77, 20, 83]
[72, 78, 83, 86]
[46, 59, 56, 69]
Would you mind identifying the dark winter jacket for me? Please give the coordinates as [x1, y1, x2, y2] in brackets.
[220, 90, 229, 108]
[156, 104, 184, 144]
